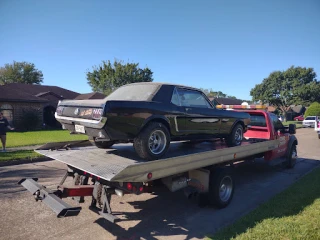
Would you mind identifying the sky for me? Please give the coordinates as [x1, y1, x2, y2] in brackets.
[0, 0, 319, 100]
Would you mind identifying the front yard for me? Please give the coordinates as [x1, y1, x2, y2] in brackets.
[0, 130, 88, 162]
[209, 166, 320, 240]
[5, 130, 88, 148]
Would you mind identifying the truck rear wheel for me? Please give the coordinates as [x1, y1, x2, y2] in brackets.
[226, 123, 243, 147]
[133, 122, 170, 161]
[208, 167, 234, 208]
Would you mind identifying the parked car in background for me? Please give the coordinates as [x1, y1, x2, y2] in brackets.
[302, 116, 319, 128]
[294, 115, 304, 121]
[55, 82, 251, 160]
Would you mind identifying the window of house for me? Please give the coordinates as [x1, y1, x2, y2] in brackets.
[0, 104, 13, 125]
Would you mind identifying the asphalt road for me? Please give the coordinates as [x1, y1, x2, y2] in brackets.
[1, 128, 319, 240]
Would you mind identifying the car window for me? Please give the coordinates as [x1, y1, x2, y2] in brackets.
[305, 117, 316, 120]
[171, 88, 181, 106]
[249, 114, 267, 127]
[270, 114, 284, 131]
[176, 88, 212, 108]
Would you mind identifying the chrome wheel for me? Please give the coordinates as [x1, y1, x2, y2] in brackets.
[148, 130, 167, 155]
[219, 176, 233, 202]
[234, 127, 243, 145]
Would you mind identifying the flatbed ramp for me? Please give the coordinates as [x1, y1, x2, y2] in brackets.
[36, 139, 280, 183]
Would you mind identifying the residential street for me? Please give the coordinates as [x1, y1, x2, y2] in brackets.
[0, 128, 319, 240]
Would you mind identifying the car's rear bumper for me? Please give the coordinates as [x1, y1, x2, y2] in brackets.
[62, 123, 111, 140]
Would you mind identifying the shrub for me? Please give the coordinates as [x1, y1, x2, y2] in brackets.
[16, 108, 41, 131]
[304, 102, 320, 117]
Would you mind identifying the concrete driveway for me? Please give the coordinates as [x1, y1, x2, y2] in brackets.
[1, 128, 319, 240]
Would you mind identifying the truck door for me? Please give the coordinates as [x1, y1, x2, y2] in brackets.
[270, 114, 288, 158]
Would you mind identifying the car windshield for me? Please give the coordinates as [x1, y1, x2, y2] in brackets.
[305, 117, 316, 120]
[105, 84, 159, 101]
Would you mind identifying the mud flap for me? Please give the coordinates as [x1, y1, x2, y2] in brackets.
[18, 178, 81, 217]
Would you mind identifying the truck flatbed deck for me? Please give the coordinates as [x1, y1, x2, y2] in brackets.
[36, 139, 280, 183]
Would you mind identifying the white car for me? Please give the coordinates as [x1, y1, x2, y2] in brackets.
[302, 116, 319, 128]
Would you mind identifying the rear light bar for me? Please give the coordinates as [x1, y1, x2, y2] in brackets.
[92, 108, 103, 119]
[216, 105, 267, 110]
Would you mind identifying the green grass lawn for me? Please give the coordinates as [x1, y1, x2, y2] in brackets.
[283, 121, 303, 128]
[0, 150, 42, 162]
[209, 166, 320, 240]
[6, 130, 88, 148]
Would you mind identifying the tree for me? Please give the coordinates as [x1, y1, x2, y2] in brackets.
[86, 60, 153, 95]
[304, 102, 320, 117]
[250, 66, 320, 119]
[0, 61, 43, 85]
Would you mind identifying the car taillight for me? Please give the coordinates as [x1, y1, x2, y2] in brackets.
[56, 106, 64, 115]
[92, 108, 103, 119]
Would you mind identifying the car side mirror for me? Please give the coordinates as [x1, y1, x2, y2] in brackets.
[288, 124, 296, 134]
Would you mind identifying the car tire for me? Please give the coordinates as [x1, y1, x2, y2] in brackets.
[133, 121, 170, 161]
[225, 123, 244, 147]
[92, 139, 115, 149]
[208, 167, 234, 208]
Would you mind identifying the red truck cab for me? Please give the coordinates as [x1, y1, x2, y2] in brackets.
[217, 105, 298, 166]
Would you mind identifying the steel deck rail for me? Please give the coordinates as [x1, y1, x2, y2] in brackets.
[36, 139, 280, 183]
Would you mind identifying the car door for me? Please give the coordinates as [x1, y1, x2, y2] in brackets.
[175, 88, 220, 135]
[170, 87, 187, 133]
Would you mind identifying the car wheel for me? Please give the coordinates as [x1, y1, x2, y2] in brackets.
[92, 139, 115, 149]
[133, 122, 170, 161]
[226, 123, 243, 147]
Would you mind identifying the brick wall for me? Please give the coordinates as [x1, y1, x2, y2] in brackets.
[0, 101, 44, 130]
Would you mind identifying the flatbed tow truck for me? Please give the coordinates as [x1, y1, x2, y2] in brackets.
[19, 106, 298, 223]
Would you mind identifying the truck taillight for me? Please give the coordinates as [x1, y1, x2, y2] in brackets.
[126, 182, 133, 191]
[56, 106, 64, 115]
[92, 108, 103, 119]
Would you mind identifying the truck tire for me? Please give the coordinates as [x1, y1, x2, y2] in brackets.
[133, 121, 170, 161]
[285, 144, 297, 169]
[208, 167, 234, 208]
[93, 140, 115, 149]
[226, 123, 243, 147]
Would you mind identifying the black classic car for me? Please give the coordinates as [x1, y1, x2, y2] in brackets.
[55, 82, 251, 160]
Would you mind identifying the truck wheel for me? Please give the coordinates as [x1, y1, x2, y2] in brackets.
[226, 123, 243, 147]
[208, 167, 234, 208]
[93, 140, 115, 149]
[133, 122, 170, 161]
[285, 145, 297, 169]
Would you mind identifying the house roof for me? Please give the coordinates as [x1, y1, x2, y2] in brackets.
[0, 85, 48, 102]
[214, 97, 243, 105]
[74, 92, 106, 100]
[290, 105, 305, 114]
[2, 83, 79, 100]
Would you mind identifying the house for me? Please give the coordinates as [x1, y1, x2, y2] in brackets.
[209, 97, 244, 106]
[0, 83, 106, 130]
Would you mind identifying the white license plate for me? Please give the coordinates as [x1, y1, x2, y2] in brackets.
[75, 125, 85, 133]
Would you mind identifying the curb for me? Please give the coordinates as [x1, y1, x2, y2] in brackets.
[0, 157, 52, 167]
